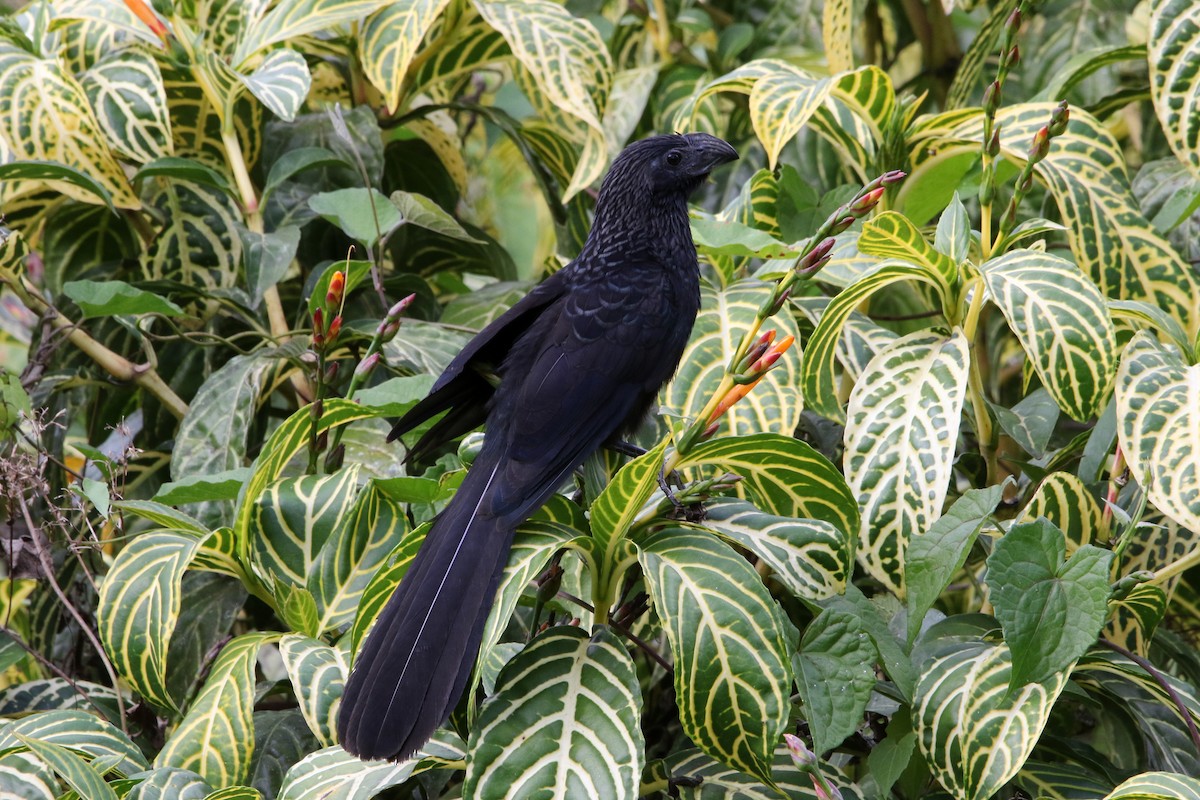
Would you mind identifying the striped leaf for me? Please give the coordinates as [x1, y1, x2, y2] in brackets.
[664, 746, 859, 799]
[239, 49, 310, 122]
[0, 45, 138, 208]
[845, 330, 971, 597]
[909, 104, 1200, 333]
[124, 766, 212, 799]
[203, 788, 262, 800]
[1021, 472, 1107, 550]
[97, 529, 209, 714]
[251, 465, 361, 595]
[858, 211, 957, 297]
[982, 249, 1117, 421]
[234, 0, 393, 63]
[140, 178, 242, 290]
[476, 0, 609, 200]
[1106, 582, 1167, 656]
[664, 280, 802, 438]
[347, 525, 426, 654]
[155, 633, 279, 788]
[801, 261, 949, 422]
[80, 45, 172, 163]
[1115, 332, 1200, 531]
[822, 0, 854, 73]
[915, 642, 1068, 800]
[1149, 0, 1200, 180]
[639, 528, 794, 784]
[0, 710, 146, 774]
[703, 498, 852, 602]
[794, 608, 877, 755]
[675, 434, 859, 538]
[311, 478, 408, 632]
[360, 0, 453, 113]
[53, 0, 164, 48]
[1106, 772, 1200, 799]
[589, 438, 669, 551]
[233, 400, 377, 594]
[277, 748, 414, 797]
[279, 634, 348, 747]
[464, 627, 643, 799]
[13, 735, 116, 800]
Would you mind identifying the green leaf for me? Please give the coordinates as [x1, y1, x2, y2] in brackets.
[275, 745, 420, 799]
[347, 525, 426, 654]
[1106, 771, 1200, 799]
[935, 193, 971, 265]
[62, 280, 184, 319]
[690, 216, 796, 259]
[915, 641, 1067, 800]
[239, 225, 300, 306]
[674, 434, 859, 538]
[155, 633, 279, 788]
[905, 483, 1005, 644]
[78, 476, 110, 517]
[0, 710, 147, 774]
[240, 49, 310, 122]
[261, 146, 349, 203]
[153, 469, 252, 505]
[793, 609, 877, 755]
[309, 188, 401, 248]
[982, 249, 1117, 421]
[97, 529, 208, 714]
[123, 766, 212, 799]
[859, 211, 957, 294]
[664, 745, 857, 799]
[464, 627, 643, 800]
[354, 376, 436, 417]
[639, 528, 793, 785]
[990, 388, 1060, 458]
[845, 330, 971, 596]
[233, 0, 394, 63]
[1149, 0, 1200, 181]
[390, 190, 481, 242]
[986, 518, 1114, 687]
[703, 499, 852, 602]
[1021, 472, 1107, 550]
[1116, 332, 1200, 531]
[14, 735, 118, 800]
[589, 438, 668, 550]
[279, 634, 348, 747]
[135, 157, 231, 195]
[307, 259, 374, 314]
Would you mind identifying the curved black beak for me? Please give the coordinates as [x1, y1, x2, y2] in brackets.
[684, 132, 739, 175]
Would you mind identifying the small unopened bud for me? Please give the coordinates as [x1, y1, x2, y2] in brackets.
[386, 293, 416, 322]
[769, 285, 793, 313]
[326, 316, 342, 342]
[1001, 203, 1017, 233]
[536, 563, 563, 604]
[355, 352, 381, 378]
[708, 379, 761, 424]
[881, 170, 906, 186]
[987, 127, 1002, 158]
[1003, 44, 1020, 69]
[700, 420, 720, 441]
[1006, 7, 1022, 33]
[378, 320, 401, 343]
[740, 331, 776, 371]
[749, 334, 795, 374]
[784, 734, 817, 771]
[813, 780, 844, 800]
[326, 270, 346, 309]
[832, 214, 857, 235]
[1048, 101, 1070, 136]
[850, 187, 886, 215]
[324, 361, 340, 382]
[1029, 126, 1050, 161]
[982, 81, 1001, 115]
[312, 307, 324, 332]
[799, 237, 836, 272]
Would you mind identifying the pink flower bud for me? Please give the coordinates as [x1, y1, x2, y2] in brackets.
[354, 352, 381, 378]
[387, 293, 416, 322]
[784, 734, 817, 770]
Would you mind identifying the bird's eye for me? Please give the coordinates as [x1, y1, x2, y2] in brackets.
[665, 150, 682, 166]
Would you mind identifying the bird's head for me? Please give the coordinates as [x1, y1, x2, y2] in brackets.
[597, 132, 739, 206]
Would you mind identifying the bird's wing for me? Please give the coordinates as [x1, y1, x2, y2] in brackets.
[388, 270, 571, 454]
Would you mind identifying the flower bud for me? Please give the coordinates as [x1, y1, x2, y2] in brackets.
[1006, 7, 1022, 32]
[799, 237, 836, 273]
[881, 170, 907, 186]
[324, 361, 340, 382]
[326, 270, 346, 309]
[987, 127, 1002, 158]
[982, 80, 1001, 115]
[700, 420, 720, 441]
[749, 334, 795, 373]
[354, 352, 381, 378]
[850, 187, 886, 216]
[740, 331, 776, 372]
[536, 563, 563, 604]
[326, 315, 342, 342]
[1028, 126, 1050, 161]
[387, 293, 416, 322]
[1048, 101, 1070, 137]
[1003, 44, 1020, 69]
[784, 734, 817, 771]
[378, 320, 401, 343]
[831, 214, 857, 235]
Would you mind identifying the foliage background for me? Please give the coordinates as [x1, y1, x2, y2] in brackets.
[1, 0, 1200, 798]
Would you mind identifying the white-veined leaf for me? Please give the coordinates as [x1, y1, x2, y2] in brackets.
[1149, 0, 1200, 181]
[240, 48, 310, 122]
[80, 45, 172, 163]
[279, 634, 348, 747]
[359, 0, 453, 113]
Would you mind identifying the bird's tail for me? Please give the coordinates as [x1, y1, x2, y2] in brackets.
[337, 456, 515, 761]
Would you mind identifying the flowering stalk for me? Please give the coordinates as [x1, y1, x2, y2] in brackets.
[672, 171, 903, 457]
[784, 734, 843, 800]
[995, 100, 1069, 249]
[979, 2, 1026, 260]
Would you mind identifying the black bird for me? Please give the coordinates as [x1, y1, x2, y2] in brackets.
[337, 132, 739, 761]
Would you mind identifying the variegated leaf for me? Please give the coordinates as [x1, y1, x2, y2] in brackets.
[858, 211, 957, 297]
[1021, 472, 1107, 550]
[53, 0, 165, 48]
[123, 766, 212, 799]
[276, 745, 415, 799]
[347, 524, 426, 654]
[475, 0, 609, 200]
[674, 434, 859, 538]
[822, 0, 854, 73]
[703, 498, 851, 601]
[407, 19, 508, 100]
[279, 634, 348, 747]
[982, 249, 1117, 421]
[0, 44, 138, 207]
[664, 280, 802, 437]
[359, 0, 453, 112]
[1149, 0, 1200, 180]
[155, 633, 279, 788]
[801, 261, 948, 422]
[80, 45, 172, 163]
[97, 529, 210, 714]
[845, 330, 970, 596]
[639, 528, 794, 784]
[1106, 771, 1200, 799]
[234, 0, 394, 64]
[464, 627, 643, 799]
[916, 642, 1068, 800]
[140, 178, 242, 290]
[589, 438, 668, 552]
[13, 735, 116, 800]
[944, 0, 1018, 109]
[239, 48, 311, 122]
[0, 710, 146, 774]
[908, 104, 1200, 334]
[1106, 582, 1167, 656]
[251, 465, 362, 591]
[664, 746, 862, 799]
[1115, 331, 1200, 532]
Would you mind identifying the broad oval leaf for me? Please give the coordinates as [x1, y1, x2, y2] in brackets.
[1149, 0, 1200, 181]
[639, 528, 794, 784]
[982, 249, 1117, 421]
[915, 641, 1068, 800]
[279, 634, 349, 747]
[464, 627, 643, 800]
[859, 211, 957, 295]
[845, 329, 970, 597]
[13, 735, 117, 800]
[0, 710, 147, 774]
[703, 498, 852, 601]
[234, 0, 393, 63]
[360, 0, 453, 112]
[1021, 472, 1107, 550]
[240, 48, 311, 122]
[794, 609, 877, 755]
[1116, 332, 1200, 532]
[80, 45, 172, 163]
[275, 746, 416, 799]
[1106, 771, 1200, 799]
[154, 633, 279, 788]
